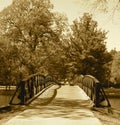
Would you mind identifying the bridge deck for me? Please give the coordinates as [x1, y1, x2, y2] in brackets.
[3, 85, 102, 125]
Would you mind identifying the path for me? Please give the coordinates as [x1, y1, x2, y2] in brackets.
[2, 85, 102, 125]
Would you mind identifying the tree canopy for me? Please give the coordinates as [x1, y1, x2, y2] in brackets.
[0, 0, 69, 84]
[0, 0, 114, 85]
[68, 13, 112, 82]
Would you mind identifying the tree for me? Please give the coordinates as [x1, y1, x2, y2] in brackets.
[83, 0, 120, 13]
[69, 13, 112, 82]
[0, 0, 69, 84]
[0, 38, 22, 87]
[0, 0, 55, 74]
[78, 0, 120, 25]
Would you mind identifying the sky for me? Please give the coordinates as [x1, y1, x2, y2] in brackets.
[0, 0, 12, 11]
[51, 0, 120, 51]
[0, 0, 120, 51]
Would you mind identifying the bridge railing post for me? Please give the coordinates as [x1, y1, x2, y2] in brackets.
[43, 76, 45, 88]
[20, 81, 25, 105]
[94, 83, 101, 107]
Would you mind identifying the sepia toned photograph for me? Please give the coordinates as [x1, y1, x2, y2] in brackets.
[0, 0, 120, 125]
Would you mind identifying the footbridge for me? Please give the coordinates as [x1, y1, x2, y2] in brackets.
[1, 74, 111, 125]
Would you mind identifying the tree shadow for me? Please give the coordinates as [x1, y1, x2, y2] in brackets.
[3, 85, 95, 121]
[18, 98, 94, 120]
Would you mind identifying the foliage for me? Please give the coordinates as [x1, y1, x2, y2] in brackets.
[0, 0, 115, 85]
[0, 0, 69, 84]
[0, 38, 22, 85]
[69, 13, 112, 82]
[110, 51, 120, 84]
[85, 0, 120, 14]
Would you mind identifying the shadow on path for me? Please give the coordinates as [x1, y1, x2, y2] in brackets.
[18, 86, 94, 120]
[2, 85, 103, 125]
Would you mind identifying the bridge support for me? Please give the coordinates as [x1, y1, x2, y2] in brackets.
[10, 74, 55, 105]
[77, 75, 111, 107]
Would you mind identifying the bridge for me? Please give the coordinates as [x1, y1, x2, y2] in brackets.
[0, 74, 111, 125]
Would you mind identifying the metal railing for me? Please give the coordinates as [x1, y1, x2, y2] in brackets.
[9, 73, 54, 105]
[77, 75, 111, 107]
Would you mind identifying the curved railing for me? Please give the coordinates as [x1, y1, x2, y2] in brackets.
[9, 73, 54, 105]
[77, 75, 111, 107]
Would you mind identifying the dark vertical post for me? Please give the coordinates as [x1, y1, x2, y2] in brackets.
[36, 75, 38, 93]
[38, 76, 40, 91]
[31, 77, 34, 96]
[35, 76, 37, 94]
[91, 84, 93, 100]
[40, 76, 42, 90]
[95, 83, 100, 107]
[20, 81, 25, 105]
[43, 76, 45, 88]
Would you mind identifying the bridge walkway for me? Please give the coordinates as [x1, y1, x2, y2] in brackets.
[3, 84, 102, 125]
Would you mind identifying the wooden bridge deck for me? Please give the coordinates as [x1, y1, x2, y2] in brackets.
[2, 84, 102, 125]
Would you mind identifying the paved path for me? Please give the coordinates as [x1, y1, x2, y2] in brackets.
[3, 85, 102, 125]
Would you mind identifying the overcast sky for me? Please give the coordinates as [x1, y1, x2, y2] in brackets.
[51, 0, 120, 51]
[0, 0, 120, 51]
[0, 0, 12, 11]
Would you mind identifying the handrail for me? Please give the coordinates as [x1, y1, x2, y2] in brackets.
[9, 74, 54, 105]
[77, 75, 111, 107]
